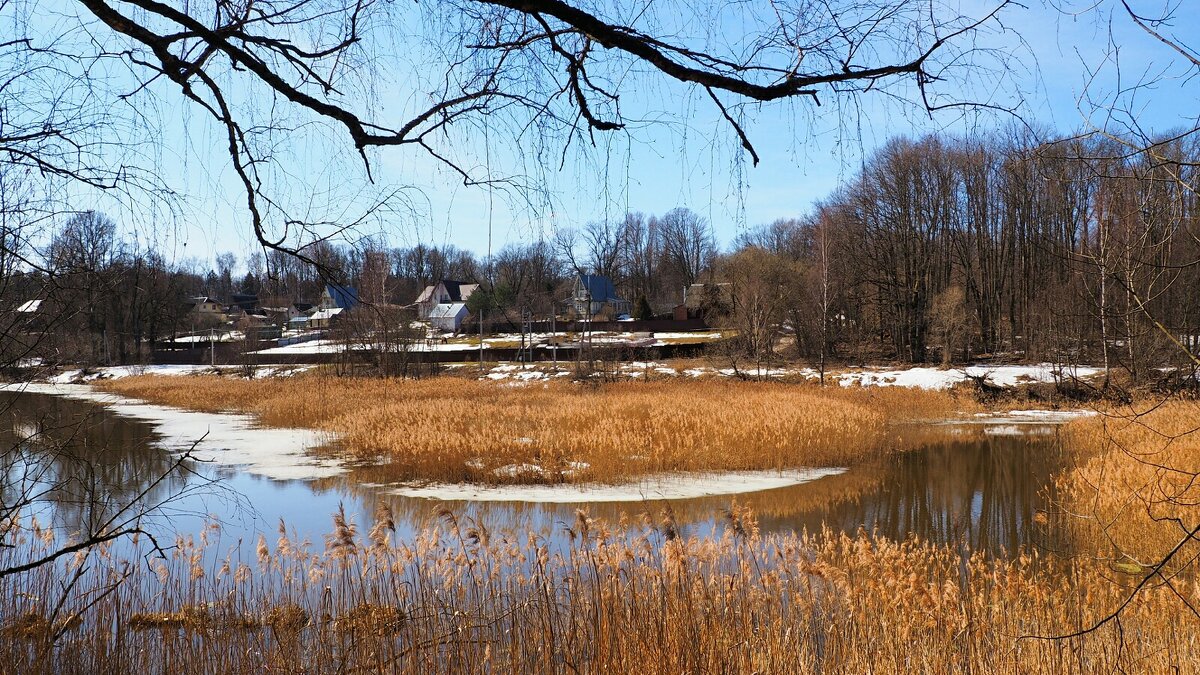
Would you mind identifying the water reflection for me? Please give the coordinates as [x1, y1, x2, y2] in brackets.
[2, 392, 1067, 559]
[755, 428, 1065, 553]
[1, 393, 195, 537]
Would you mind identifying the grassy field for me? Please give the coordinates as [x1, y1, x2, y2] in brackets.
[98, 375, 970, 485]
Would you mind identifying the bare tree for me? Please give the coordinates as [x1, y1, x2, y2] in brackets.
[659, 207, 717, 291]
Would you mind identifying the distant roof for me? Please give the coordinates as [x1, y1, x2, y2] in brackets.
[436, 280, 478, 303]
[311, 307, 344, 321]
[16, 299, 42, 313]
[324, 284, 359, 309]
[429, 302, 468, 319]
[416, 285, 435, 303]
[685, 282, 732, 309]
[577, 274, 621, 302]
[230, 293, 259, 309]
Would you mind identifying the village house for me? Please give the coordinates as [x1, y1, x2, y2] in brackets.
[307, 284, 359, 328]
[228, 293, 260, 313]
[320, 284, 359, 311]
[674, 282, 733, 321]
[7, 296, 48, 336]
[416, 280, 479, 319]
[184, 296, 228, 325]
[568, 274, 630, 320]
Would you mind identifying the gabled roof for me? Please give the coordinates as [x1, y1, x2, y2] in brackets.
[16, 299, 42, 313]
[429, 302, 468, 319]
[311, 307, 344, 321]
[577, 274, 621, 302]
[415, 285, 435, 303]
[324, 284, 359, 309]
[435, 280, 476, 302]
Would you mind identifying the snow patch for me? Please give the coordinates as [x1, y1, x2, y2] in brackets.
[383, 467, 845, 503]
[839, 364, 1101, 390]
[965, 408, 1099, 425]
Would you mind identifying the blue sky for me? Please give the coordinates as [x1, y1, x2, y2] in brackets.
[61, 1, 1200, 269]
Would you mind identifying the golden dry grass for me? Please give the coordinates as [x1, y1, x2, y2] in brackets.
[1057, 399, 1200, 568]
[2, 505, 1196, 674]
[97, 375, 969, 485]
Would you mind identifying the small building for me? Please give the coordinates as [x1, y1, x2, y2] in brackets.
[9, 297, 48, 334]
[185, 296, 228, 324]
[416, 280, 479, 319]
[429, 302, 470, 333]
[675, 282, 732, 320]
[415, 285, 436, 317]
[16, 299, 42, 314]
[320, 284, 359, 311]
[569, 274, 630, 319]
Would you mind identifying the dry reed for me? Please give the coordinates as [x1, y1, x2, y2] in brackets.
[1057, 399, 1200, 568]
[1, 504, 1194, 674]
[97, 376, 968, 484]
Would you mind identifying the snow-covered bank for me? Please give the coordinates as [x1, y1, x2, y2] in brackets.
[45, 364, 312, 384]
[1, 382, 341, 481]
[479, 361, 1104, 389]
[969, 409, 1099, 424]
[838, 364, 1101, 390]
[380, 468, 847, 503]
[935, 408, 1098, 436]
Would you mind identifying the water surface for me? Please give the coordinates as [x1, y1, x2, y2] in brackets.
[1, 392, 1068, 559]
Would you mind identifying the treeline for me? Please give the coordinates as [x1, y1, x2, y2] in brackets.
[740, 132, 1200, 378]
[2, 212, 199, 365]
[4, 132, 1200, 374]
[257, 205, 718, 318]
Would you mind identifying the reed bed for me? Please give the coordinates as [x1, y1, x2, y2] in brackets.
[97, 376, 967, 484]
[1057, 399, 1200, 568]
[2, 505, 1196, 674]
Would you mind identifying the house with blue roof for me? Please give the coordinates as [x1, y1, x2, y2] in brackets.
[320, 284, 359, 311]
[569, 273, 630, 319]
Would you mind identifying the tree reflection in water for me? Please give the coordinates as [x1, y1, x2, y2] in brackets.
[1, 392, 207, 542]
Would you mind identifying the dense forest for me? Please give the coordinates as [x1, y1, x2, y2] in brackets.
[4, 131, 1199, 377]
